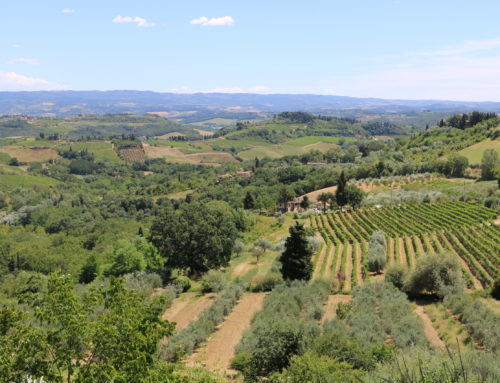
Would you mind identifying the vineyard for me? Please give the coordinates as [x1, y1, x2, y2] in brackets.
[311, 201, 499, 290]
[119, 147, 146, 163]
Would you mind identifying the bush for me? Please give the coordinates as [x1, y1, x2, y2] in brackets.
[492, 278, 500, 300]
[385, 263, 407, 290]
[252, 272, 283, 292]
[200, 270, 226, 293]
[367, 231, 387, 274]
[404, 253, 464, 297]
[174, 276, 192, 293]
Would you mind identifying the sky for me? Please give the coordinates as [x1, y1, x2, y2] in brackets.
[1, 0, 500, 101]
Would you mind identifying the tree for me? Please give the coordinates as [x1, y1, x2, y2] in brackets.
[345, 184, 365, 208]
[317, 192, 330, 212]
[149, 201, 238, 275]
[481, 149, 499, 180]
[445, 154, 469, 177]
[8, 157, 19, 166]
[255, 238, 272, 253]
[243, 191, 255, 209]
[251, 246, 265, 264]
[233, 241, 245, 257]
[367, 231, 387, 274]
[278, 185, 296, 209]
[335, 171, 348, 208]
[279, 223, 313, 280]
[300, 195, 310, 210]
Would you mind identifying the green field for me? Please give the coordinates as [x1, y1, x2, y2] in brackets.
[0, 174, 60, 190]
[458, 139, 500, 163]
[58, 141, 122, 164]
[285, 135, 356, 146]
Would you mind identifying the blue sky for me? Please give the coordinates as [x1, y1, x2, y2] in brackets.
[1, 0, 500, 101]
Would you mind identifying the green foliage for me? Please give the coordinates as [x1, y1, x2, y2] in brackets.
[367, 231, 387, 274]
[150, 201, 238, 275]
[481, 148, 499, 180]
[0, 273, 174, 382]
[336, 171, 348, 207]
[279, 222, 313, 281]
[404, 253, 464, 297]
[345, 184, 365, 208]
[384, 263, 407, 290]
[200, 270, 226, 293]
[251, 272, 284, 292]
[269, 351, 363, 383]
[492, 278, 500, 300]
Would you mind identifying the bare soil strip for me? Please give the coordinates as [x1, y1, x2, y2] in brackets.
[413, 235, 425, 256]
[423, 234, 436, 255]
[438, 233, 482, 290]
[355, 242, 363, 285]
[187, 293, 266, 373]
[387, 237, 395, 263]
[321, 295, 353, 323]
[163, 293, 216, 332]
[406, 237, 417, 266]
[322, 244, 336, 281]
[414, 304, 446, 350]
[313, 241, 328, 280]
[344, 242, 353, 291]
[398, 237, 407, 265]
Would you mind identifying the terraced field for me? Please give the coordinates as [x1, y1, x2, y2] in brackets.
[312, 201, 498, 290]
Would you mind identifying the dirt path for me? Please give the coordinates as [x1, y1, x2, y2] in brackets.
[414, 304, 446, 350]
[355, 242, 363, 285]
[431, 232, 445, 253]
[398, 237, 407, 265]
[322, 244, 336, 281]
[438, 233, 482, 290]
[422, 234, 436, 255]
[163, 293, 216, 332]
[232, 260, 254, 279]
[413, 235, 425, 256]
[387, 237, 395, 263]
[187, 293, 266, 373]
[344, 242, 353, 291]
[321, 295, 352, 323]
[313, 241, 328, 280]
[405, 237, 417, 266]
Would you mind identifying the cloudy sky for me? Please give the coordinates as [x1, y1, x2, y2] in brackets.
[1, 0, 500, 101]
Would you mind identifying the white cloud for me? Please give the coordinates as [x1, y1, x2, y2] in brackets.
[201, 86, 243, 93]
[0, 70, 66, 91]
[113, 15, 156, 28]
[250, 85, 270, 93]
[7, 58, 40, 65]
[61, 9, 76, 14]
[190, 16, 234, 27]
[12, 44, 22, 49]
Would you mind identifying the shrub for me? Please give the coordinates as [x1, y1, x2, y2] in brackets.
[200, 270, 226, 293]
[336, 302, 352, 320]
[252, 272, 283, 292]
[174, 276, 191, 293]
[404, 253, 464, 297]
[385, 263, 407, 290]
[367, 231, 387, 274]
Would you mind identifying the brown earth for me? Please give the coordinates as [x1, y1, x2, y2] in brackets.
[398, 237, 407, 265]
[163, 293, 216, 332]
[232, 260, 254, 279]
[143, 143, 191, 160]
[187, 293, 266, 373]
[415, 304, 446, 350]
[185, 152, 239, 164]
[387, 237, 395, 263]
[156, 132, 187, 139]
[0, 146, 59, 162]
[344, 242, 353, 291]
[355, 242, 363, 285]
[302, 183, 375, 202]
[312, 239, 328, 280]
[321, 295, 353, 323]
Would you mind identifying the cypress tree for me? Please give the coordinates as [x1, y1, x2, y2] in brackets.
[335, 170, 348, 208]
[279, 222, 313, 280]
[243, 191, 255, 209]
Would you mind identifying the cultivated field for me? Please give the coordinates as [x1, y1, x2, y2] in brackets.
[458, 138, 500, 163]
[0, 146, 59, 162]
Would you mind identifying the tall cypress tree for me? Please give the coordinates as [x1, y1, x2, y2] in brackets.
[279, 222, 313, 280]
[243, 191, 255, 209]
[335, 170, 348, 208]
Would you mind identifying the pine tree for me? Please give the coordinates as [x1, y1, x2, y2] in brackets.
[335, 171, 348, 208]
[244, 191, 255, 209]
[279, 223, 313, 280]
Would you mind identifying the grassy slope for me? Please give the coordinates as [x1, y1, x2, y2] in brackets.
[458, 138, 500, 163]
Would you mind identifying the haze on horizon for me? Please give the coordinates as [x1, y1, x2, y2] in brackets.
[1, 0, 500, 102]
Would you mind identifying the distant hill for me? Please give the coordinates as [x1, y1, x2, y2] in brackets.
[1, 91, 499, 125]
